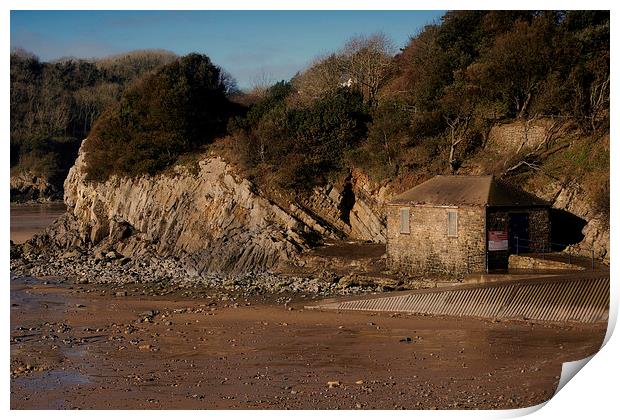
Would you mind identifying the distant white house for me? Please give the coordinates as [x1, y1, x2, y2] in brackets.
[340, 78, 354, 88]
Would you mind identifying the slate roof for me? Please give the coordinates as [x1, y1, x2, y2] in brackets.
[390, 175, 550, 207]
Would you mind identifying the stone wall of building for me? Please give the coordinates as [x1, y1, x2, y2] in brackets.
[386, 204, 486, 276]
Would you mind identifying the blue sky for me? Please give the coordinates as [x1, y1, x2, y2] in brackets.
[11, 10, 444, 89]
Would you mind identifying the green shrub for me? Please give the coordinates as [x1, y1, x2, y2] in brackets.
[228, 87, 369, 191]
[84, 53, 237, 181]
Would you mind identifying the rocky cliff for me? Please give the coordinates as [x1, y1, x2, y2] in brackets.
[298, 169, 388, 243]
[42, 143, 389, 277]
[30, 116, 608, 281]
[10, 170, 62, 203]
[53, 147, 334, 275]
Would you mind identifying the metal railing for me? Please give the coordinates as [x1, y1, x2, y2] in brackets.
[512, 236, 604, 270]
[463, 237, 605, 275]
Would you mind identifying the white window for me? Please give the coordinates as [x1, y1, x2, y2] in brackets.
[447, 210, 458, 237]
[399, 208, 410, 234]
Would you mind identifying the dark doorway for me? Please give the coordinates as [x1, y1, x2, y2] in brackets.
[508, 213, 529, 253]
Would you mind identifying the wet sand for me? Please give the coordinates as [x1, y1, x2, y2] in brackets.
[10, 203, 66, 244]
[10, 276, 606, 410]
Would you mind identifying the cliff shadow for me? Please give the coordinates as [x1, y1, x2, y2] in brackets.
[338, 181, 356, 225]
[549, 208, 587, 251]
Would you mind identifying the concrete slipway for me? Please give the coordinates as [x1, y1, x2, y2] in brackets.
[306, 272, 609, 324]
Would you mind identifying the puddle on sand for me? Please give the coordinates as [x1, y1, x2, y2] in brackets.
[10, 276, 67, 313]
[63, 347, 87, 359]
[14, 369, 91, 392]
[13, 369, 92, 409]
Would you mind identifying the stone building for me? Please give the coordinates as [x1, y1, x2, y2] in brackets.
[386, 175, 550, 276]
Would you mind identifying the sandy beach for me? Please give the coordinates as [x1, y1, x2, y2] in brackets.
[10, 275, 606, 410]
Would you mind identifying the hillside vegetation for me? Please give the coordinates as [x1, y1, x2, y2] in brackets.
[11, 11, 609, 222]
[83, 54, 240, 180]
[221, 10, 609, 217]
[226, 11, 608, 184]
[10, 49, 178, 193]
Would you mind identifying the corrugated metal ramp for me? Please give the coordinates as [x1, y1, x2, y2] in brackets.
[306, 273, 609, 323]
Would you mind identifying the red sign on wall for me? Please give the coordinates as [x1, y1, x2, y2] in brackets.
[488, 231, 509, 251]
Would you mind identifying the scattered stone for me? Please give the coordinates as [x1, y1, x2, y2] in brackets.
[139, 310, 157, 318]
[61, 250, 80, 259]
[106, 251, 121, 260]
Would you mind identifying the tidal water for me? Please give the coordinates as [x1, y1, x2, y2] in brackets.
[10, 203, 66, 244]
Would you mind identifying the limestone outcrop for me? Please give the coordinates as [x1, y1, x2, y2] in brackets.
[50, 144, 349, 276]
[30, 138, 389, 279]
[298, 169, 388, 243]
[31, 121, 607, 280]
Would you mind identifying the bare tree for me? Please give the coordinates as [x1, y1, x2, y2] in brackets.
[588, 75, 609, 131]
[293, 54, 344, 103]
[249, 68, 275, 98]
[338, 33, 395, 106]
[74, 83, 121, 134]
[219, 70, 240, 96]
[445, 115, 471, 173]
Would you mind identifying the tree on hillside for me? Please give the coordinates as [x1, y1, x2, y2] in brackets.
[466, 15, 558, 119]
[389, 25, 452, 111]
[219, 70, 240, 96]
[278, 88, 369, 189]
[292, 54, 343, 104]
[562, 11, 610, 131]
[292, 34, 394, 107]
[95, 49, 177, 84]
[10, 48, 182, 195]
[84, 53, 238, 181]
[228, 83, 369, 191]
[345, 100, 410, 181]
[338, 33, 395, 106]
[439, 76, 484, 173]
[73, 83, 122, 134]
